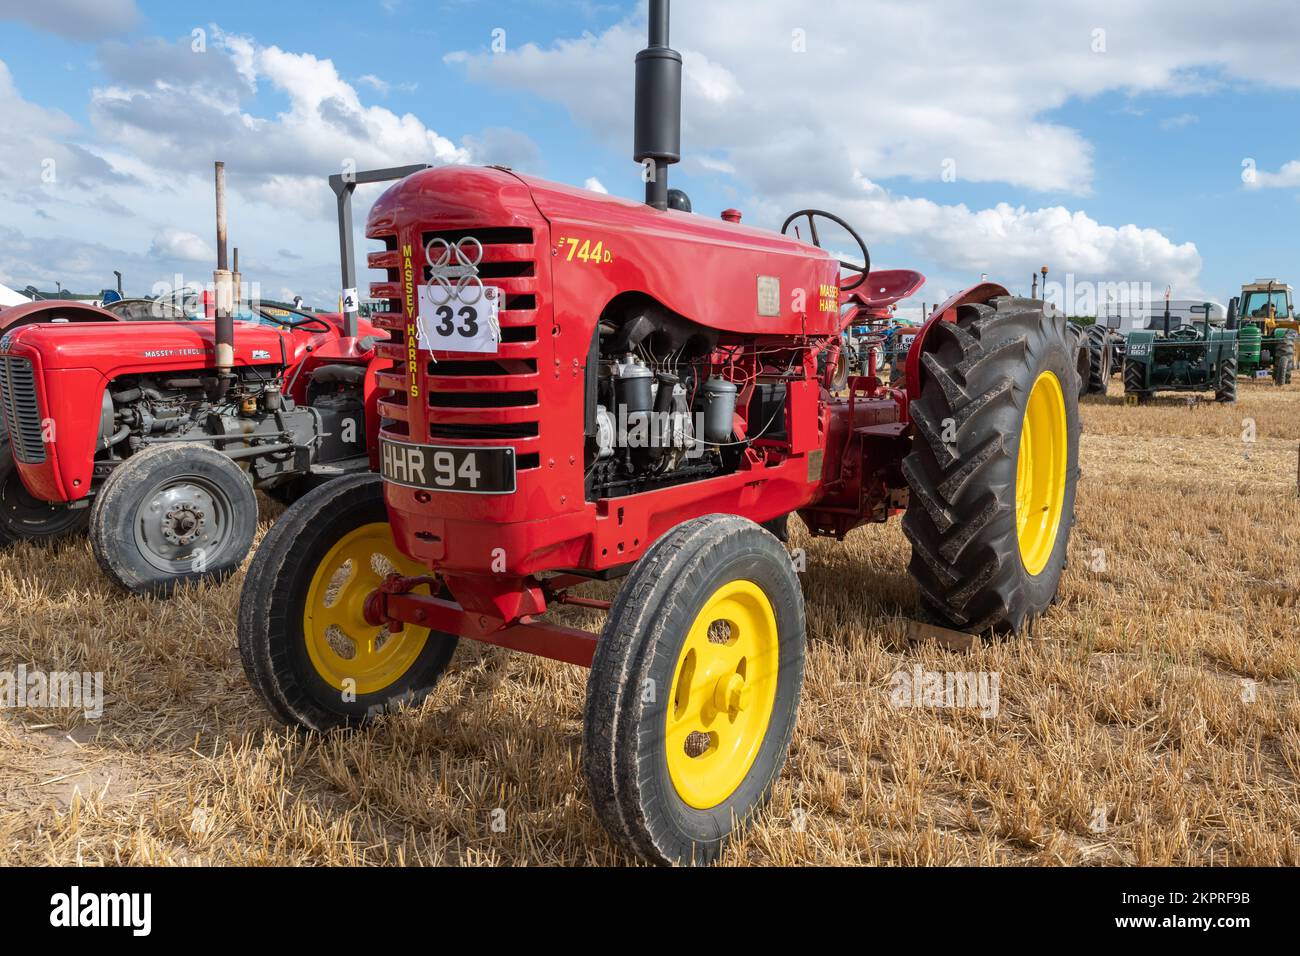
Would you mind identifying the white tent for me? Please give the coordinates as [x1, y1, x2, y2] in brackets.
[0, 283, 30, 307]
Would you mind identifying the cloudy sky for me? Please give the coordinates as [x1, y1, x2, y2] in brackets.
[2, 0, 1299, 313]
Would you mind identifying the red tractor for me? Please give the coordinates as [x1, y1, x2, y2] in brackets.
[0, 166, 421, 594]
[239, 1, 1080, 865]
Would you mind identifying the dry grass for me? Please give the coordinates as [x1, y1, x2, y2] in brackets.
[1, 379, 1297, 866]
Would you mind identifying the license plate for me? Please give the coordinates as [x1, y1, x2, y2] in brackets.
[416, 284, 501, 354]
[380, 439, 516, 494]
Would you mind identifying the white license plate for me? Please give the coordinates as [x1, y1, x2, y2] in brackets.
[417, 284, 501, 354]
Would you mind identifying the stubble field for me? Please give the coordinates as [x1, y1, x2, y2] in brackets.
[1, 378, 1297, 866]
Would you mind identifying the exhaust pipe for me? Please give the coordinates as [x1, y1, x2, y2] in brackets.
[213, 161, 236, 396]
[633, 0, 682, 210]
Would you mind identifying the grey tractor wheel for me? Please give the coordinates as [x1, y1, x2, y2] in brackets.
[901, 297, 1081, 636]
[583, 514, 805, 865]
[0, 438, 90, 547]
[89, 443, 258, 595]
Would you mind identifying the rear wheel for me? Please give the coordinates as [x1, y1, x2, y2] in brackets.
[1215, 354, 1238, 403]
[89, 443, 258, 595]
[1274, 334, 1294, 387]
[584, 514, 805, 865]
[0, 438, 90, 547]
[238, 474, 458, 731]
[1085, 324, 1112, 395]
[902, 297, 1081, 635]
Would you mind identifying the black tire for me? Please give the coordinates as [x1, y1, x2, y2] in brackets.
[583, 514, 805, 865]
[238, 474, 459, 731]
[1274, 334, 1294, 387]
[1067, 324, 1089, 399]
[1123, 359, 1149, 403]
[0, 438, 90, 547]
[1215, 354, 1238, 403]
[88, 443, 258, 595]
[265, 477, 311, 506]
[901, 297, 1081, 635]
[760, 513, 790, 543]
[1085, 324, 1112, 395]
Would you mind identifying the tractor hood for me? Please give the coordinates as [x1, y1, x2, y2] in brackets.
[0, 319, 312, 377]
[366, 164, 842, 338]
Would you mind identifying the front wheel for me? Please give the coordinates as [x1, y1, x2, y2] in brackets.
[902, 297, 1081, 636]
[0, 439, 90, 547]
[89, 443, 258, 595]
[238, 474, 459, 731]
[584, 514, 805, 865]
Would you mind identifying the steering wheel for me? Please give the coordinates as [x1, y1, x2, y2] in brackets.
[780, 209, 871, 292]
[258, 307, 333, 334]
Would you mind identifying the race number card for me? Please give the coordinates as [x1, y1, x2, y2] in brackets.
[417, 284, 501, 353]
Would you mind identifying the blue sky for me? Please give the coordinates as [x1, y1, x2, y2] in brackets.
[3, 0, 1300, 314]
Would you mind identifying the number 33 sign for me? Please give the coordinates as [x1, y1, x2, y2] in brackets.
[417, 284, 501, 353]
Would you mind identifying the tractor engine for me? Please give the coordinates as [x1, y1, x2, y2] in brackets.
[587, 303, 735, 498]
[98, 365, 365, 488]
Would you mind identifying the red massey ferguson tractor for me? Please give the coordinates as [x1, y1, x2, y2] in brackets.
[0, 166, 423, 594]
[239, 1, 1081, 864]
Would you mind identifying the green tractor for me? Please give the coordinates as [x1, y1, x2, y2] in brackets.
[1122, 300, 1238, 403]
[1233, 279, 1296, 385]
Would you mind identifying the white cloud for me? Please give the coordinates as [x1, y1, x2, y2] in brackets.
[1159, 113, 1199, 130]
[148, 228, 214, 262]
[0, 0, 139, 42]
[584, 177, 608, 193]
[1247, 160, 1300, 190]
[357, 74, 390, 95]
[87, 28, 469, 210]
[448, 0, 1300, 294]
[0, 29, 472, 302]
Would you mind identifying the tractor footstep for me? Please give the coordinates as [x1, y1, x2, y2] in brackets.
[905, 619, 980, 651]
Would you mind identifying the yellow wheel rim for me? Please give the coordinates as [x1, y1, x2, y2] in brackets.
[1015, 371, 1068, 576]
[303, 522, 431, 695]
[665, 580, 780, 810]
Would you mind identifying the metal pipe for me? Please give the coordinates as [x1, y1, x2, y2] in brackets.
[327, 164, 432, 339]
[212, 161, 235, 397]
[214, 162, 228, 273]
[648, 0, 669, 46]
[634, 0, 682, 210]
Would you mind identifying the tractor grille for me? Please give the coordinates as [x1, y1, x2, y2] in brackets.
[0, 355, 45, 463]
[369, 226, 542, 472]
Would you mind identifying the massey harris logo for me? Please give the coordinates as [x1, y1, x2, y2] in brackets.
[403, 243, 419, 398]
[0, 333, 12, 353]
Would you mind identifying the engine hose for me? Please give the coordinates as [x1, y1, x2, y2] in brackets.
[97, 425, 130, 450]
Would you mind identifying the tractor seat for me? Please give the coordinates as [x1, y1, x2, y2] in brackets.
[842, 269, 926, 310]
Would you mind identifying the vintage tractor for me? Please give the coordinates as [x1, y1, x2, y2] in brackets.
[1234, 280, 1296, 385]
[1122, 300, 1238, 403]
[238, 0, 1081, 865]
[0, 167, 417, 594]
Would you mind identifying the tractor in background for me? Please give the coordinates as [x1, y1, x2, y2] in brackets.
[1234, 279, 1296, 385]
[1122, 299, 1238, 403]
[238, 0, 1083, 866]
[0, 166, 416, 594]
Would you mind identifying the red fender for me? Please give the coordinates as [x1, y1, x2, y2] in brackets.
[904, 282, 1010, 404]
